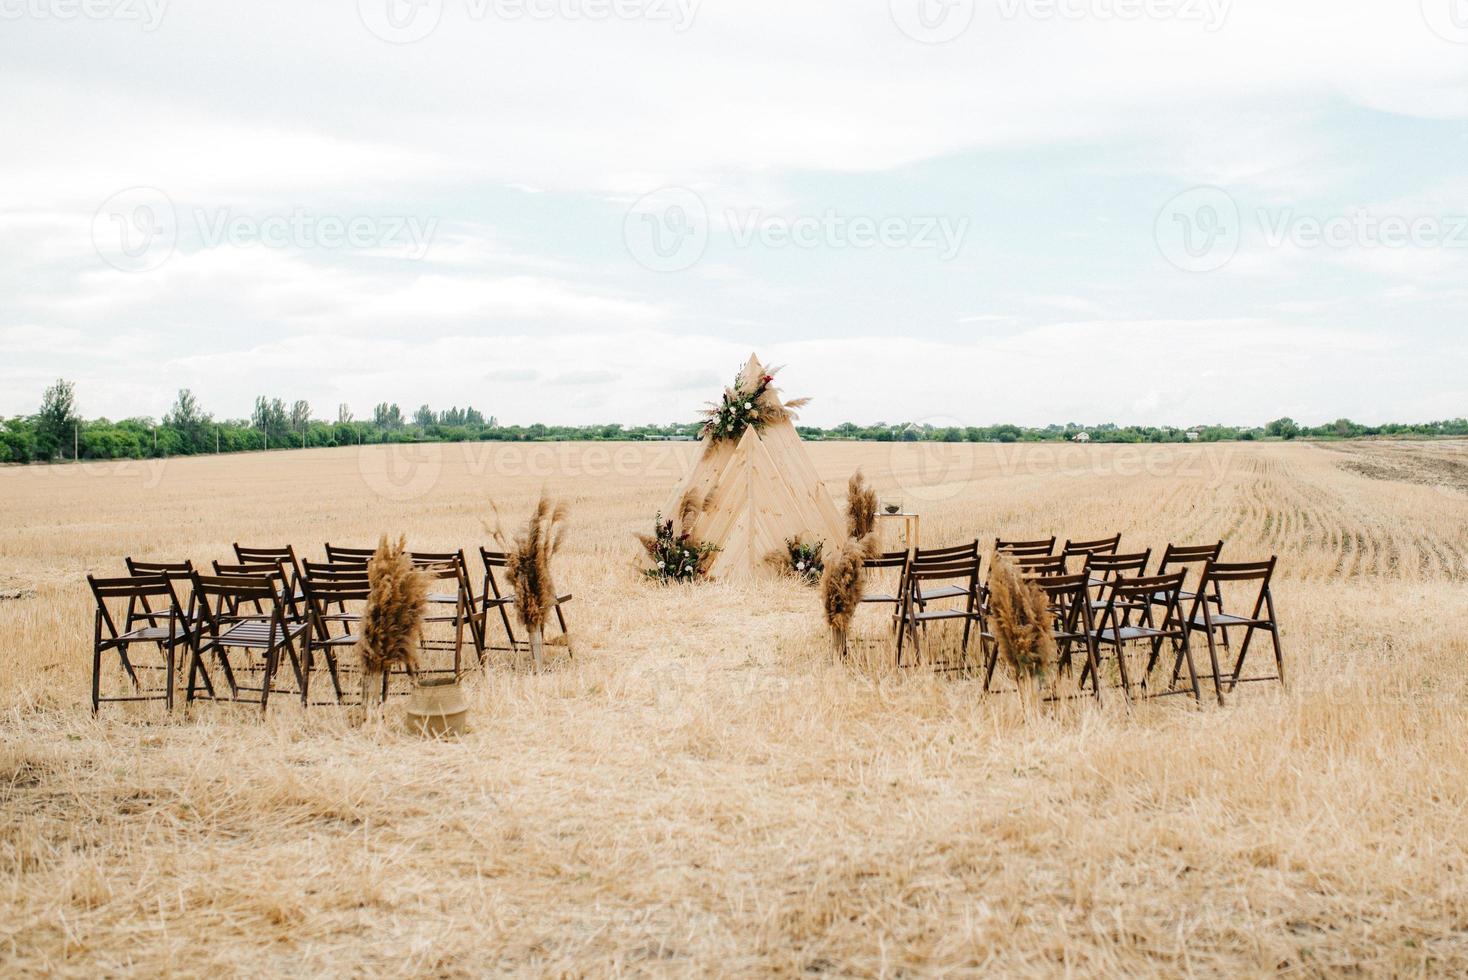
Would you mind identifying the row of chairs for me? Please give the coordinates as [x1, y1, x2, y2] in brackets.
[86, 543, 573, 713]
[859, 534, 1284, 706]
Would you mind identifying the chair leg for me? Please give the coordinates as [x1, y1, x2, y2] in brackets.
[91, 641, 103, 715]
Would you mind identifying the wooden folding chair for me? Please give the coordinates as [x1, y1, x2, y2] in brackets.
[1062, 533, 1121, 561]
[413, 562, 476, 677]
[859, 550, 911, 622]
[994, 536, 1056, 557]
[911, 540, 980, 603]
[410, 550, 487, 661]
[895, 556, 983, 670]
[298, 572, 370, 705]
[1184, 557, 1285, 702]
[123, 558, 196, 630]
[185, 572, 311, 710]
[981, 572, 1103, 702]
[87, 574, 189, 713]
[478, 547, 573, 657]
[1087, 571, 1206, 704]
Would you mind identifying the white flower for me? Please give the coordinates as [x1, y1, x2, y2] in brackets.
[744, 402, 752, 409]
[657, 560, 666, 569]
[795, 562, 806, 571]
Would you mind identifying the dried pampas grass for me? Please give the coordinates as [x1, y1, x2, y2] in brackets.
[846, 470, 878, 541]
[491, 495, 570, 670]
[820, 537, 879, 656]
[358, 534, 428, 705]
[987, 555, 1059, 695]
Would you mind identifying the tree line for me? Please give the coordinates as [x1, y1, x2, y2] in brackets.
[3, 379, 1466, 464]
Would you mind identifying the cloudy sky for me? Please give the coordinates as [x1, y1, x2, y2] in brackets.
[2, 0, 1466, 427]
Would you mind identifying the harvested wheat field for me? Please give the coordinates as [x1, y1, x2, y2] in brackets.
[2, 439, 1466, 976]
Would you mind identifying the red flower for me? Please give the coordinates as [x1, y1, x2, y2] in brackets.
[761, 374, 773, 383]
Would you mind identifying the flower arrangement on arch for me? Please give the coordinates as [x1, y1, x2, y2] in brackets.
[776, 535, 825, 585]
[638, 491, 720, 583]
[698, 365, 810, 443]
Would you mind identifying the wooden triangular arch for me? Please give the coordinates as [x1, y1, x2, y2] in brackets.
[662, 354, 845, 579]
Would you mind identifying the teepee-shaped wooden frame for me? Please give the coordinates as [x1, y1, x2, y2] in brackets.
[663, 354, 846, 580]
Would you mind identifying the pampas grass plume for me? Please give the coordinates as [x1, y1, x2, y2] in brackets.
[846, 470, 878, 541]
[988, 555, 1059, 686]
[358, 534, 428, 676]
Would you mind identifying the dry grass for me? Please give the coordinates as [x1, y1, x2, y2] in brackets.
[2, 439, 1467, 975]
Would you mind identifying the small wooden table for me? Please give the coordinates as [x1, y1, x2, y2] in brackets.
[876, 512, 920, 559]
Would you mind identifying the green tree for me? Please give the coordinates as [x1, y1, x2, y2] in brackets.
[164, 388, 211, 453]
[1265, 417, 1299, 440]
[36, 378, 79, 459]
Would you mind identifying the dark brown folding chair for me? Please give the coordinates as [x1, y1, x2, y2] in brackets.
[994, 536, 1056, 557]
[411, 550, 487, 661]
[413, 562, 476, 677]
[981, 572, 1103, 702]
[298, 572, 370, 705]
[87, 574, 189, 713]
[911, 540, 980, 603]
[478, 547, 573, 657]
[859, 550, 911, 621]
[1087, 571, 1206, 704]
[123, 558, 196, 631]
[895, 556, 983, 670]
[1184, 558, 1284, 702]
[185, 572, 311, 710]
[1062, 533, 1121, 561]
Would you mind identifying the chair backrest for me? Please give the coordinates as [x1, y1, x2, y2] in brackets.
[1030, 572, 1094, 631]
[994, 536, 1055, 557]
[213, 560, 288, 582]
[1157, 540, 1224, 590]
[1191, 557, 1278, 623]
[913, 540, 979, 565]
[302, 558, 369, 580]
[299, 572, 371, 640]
[233, 544, 302, 577]
[1062, 533, 1121, 559]
[409, 549, 465, 569]
[1088, 549, 1151, 581]
[1092, 571, 1187, 636]
[862, 550, 910, 572]
[1013, 553, 1069, 577]
[189, 572, 289, 638]
[325, 544, 378, 564]
[125, 558, 193, 577]
[88, 573, 182, 640]
[906, 556, 980, 590]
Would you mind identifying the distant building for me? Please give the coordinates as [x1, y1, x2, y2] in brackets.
[1185, 429, 1201, 441]
[1072, 432, 1091, 443]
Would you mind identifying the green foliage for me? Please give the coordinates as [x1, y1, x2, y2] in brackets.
[5, 380, 1468, 468]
